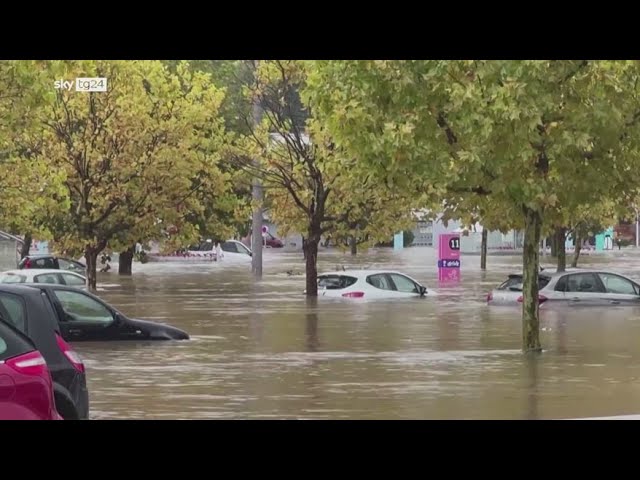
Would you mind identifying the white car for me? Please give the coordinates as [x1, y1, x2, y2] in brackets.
[487, 268, 640, 307]
[315, 270, 429, 299]
[148, 239, 253, 263]
[0, 269, 87, 288]
[215, 240, 253, 262]
[185, 239, 253, 262]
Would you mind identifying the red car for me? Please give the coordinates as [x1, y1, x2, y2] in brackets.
[264, 233, 284, 248]
[0, 320, 61, 420]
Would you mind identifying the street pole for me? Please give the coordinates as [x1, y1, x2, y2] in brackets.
[636, 210, 640, 248]
[251, 62, 264, 278]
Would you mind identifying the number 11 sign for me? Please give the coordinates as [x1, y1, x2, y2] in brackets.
[438, 233, 461, 283]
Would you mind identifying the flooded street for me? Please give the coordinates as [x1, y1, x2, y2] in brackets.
[79, 247, 640, 419]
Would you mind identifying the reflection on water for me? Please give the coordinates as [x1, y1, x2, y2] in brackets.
[77, 247, 640, 419]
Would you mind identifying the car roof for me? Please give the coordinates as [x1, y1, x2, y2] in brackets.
[0, 283, 51, 296]
[2, 269, 73, 276]
[320, 269, 410, 277]
[509, 268, 630, 278]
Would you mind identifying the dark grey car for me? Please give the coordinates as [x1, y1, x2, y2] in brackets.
[487, 268, 640, 307]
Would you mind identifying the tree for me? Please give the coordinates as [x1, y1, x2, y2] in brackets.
[267, 167, 415, 256]
[30, 60, 231, 289]
[308, 60, 640, 352]
[232, 60, 369, 296]
[0, 61, 69, 255]
[566, 200, 622, 268]
[325, 172, 415, 255]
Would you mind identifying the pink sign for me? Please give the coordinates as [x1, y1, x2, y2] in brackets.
[438, 233, 461, 283]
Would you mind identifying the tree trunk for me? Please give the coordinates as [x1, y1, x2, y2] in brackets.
[20, 232, 32, 259]
[84, 246, 100, 291]
[349, 235, 357, 255]
[480, 228, 488, 270]
[304, 229, 320, 297]
[555, 227, 566, 272]
[302, 236, 307, 260]
[118, 246, 135, 275]
[522, 207, 543, 353]
[572, 231, 582, 268]
[550, 233, 557, 257]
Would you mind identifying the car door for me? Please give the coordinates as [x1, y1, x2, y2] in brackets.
[51, 289, 146, 341]
[49, 289, 120, 341]
[595, 272, 640, 306]
[387, 273, 423, 297]
[365, 274, 396, 298]
[561, 272, 608, 306]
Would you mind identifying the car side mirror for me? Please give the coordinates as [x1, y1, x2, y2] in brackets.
[419, 285, 427, 296]
[65, 312, 79, 322]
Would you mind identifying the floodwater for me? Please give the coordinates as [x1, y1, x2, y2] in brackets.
[78, 247, 640, 419]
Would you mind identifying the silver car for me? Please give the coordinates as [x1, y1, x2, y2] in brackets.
[487, 268, 640, 307]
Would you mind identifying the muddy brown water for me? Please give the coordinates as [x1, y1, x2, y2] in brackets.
[78, 247, 640, 419]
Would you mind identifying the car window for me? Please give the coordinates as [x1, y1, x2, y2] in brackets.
[34, 273, 60, 284]
[0, 293, 27, 332]
[0, 320, 32, 361]
[366, 274, 393, 291]
[597, 273, 638, 295]
[57, 258, 71, 269]
[60, 273, 86, 287]
[58, 258, 84, 271]
[564, 273, 605, 293]
[539, 276, 551, 289]
[554, 276, 567, 292]
[221, 242, 239, 254]
[196, 241, 214, 251]
[0, 273, 26, 284]
[318, 275, 358, 290]
[389, 274, 418, 293]
[33, 258, 56, 269]
[498, 276, 522, 290]
[235, 242, 251, 255]
[53, 290, 113, 324]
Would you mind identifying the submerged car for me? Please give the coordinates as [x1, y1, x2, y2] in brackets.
[0, 319, 61, 420]
[0, 269, 86, 288]
[217, 240, 253, 261]
[32, 284, 189, 341]
[314, 270, 429, 299]
[487, 268, 640, 307]
[149, 239, 253, 263]
[264, 233, 284, 248]
[18, 254, 86, 273]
